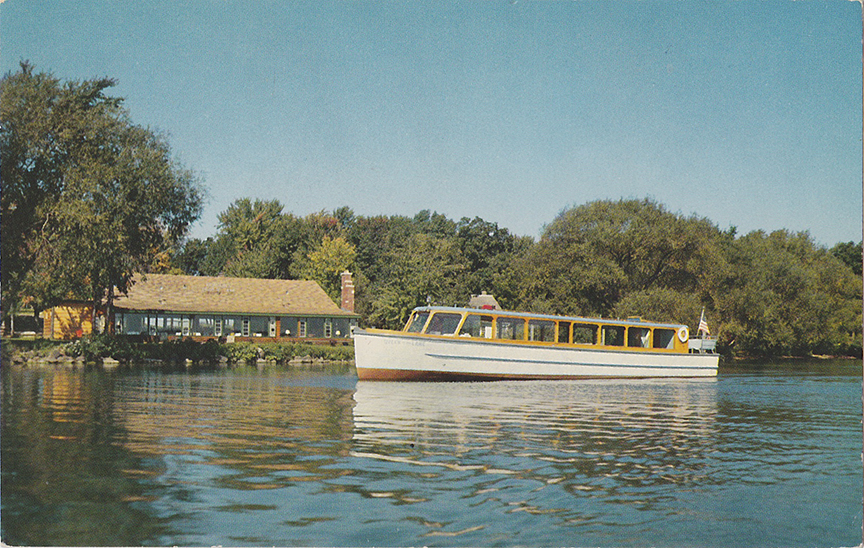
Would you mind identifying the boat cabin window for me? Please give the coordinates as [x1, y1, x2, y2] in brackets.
[627, 327, 651, 348]
[459, 314, 493, 338]
[425, 312, 462, 335]
[496, 317, 525, 340]
[653, 328, 676, 349]
[405, 311, 430, 333]
[557, 321, 571, 343]
[572, 323, 598, 345]
[601, 325, 625, 346]
[528, 320, 556, 342]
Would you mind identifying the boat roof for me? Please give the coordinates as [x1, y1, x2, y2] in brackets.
[411, 306, 687, 329]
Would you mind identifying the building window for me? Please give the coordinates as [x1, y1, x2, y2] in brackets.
[214, 318, 222, 337]
[121, 313, 146, 335]
[269, 317, 277, 337]
[250, 316, 269, 336]
[324, 319, 333, 338]
[298, 320, 307, 338]
[242, 318, 250, 337]
[197, 316, 214, 337]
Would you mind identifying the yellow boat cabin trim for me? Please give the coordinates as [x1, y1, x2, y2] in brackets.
[399, 306, 692, 353]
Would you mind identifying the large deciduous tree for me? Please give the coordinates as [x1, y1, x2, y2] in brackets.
[214, 198, 303, 279]
[365, 233, 466, 329]
[715, 230, 861, 357]
[522, 198, 724, 317]
[1, 63, 203, 324]
[455, 216, 528, 308]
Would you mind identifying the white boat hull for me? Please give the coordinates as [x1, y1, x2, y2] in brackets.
[353, 329, 719, 381]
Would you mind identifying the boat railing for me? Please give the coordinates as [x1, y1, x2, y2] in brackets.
[688, 338, 717, 354]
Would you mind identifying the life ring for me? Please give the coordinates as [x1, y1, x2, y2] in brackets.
[677, 326, 689, 343]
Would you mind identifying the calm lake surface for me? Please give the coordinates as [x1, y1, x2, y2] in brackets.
[1, 360, 861, 547]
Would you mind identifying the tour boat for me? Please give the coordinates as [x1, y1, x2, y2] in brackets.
[353, 306, 719, 381]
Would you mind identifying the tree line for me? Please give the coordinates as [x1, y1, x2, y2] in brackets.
[3, 65, 861, 358]
[169, 198, 862, 358]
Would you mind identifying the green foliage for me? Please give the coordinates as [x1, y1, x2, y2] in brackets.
[61, 336, 352, 365]
[66, 335, 221, 363]
[455, 217, 528, 308]
[831, 241, 862, 276]
[1, 338, 68, 357]
[68, 334, 143, 362]
[524, 198, 724, 316]
[220, 341, 353, 364]
[172, 237, 224, 276]
[296, 236, 357, 302]
[188, 198, 860, 358]
[220, 342, 260, 364]
[613, 288, 705, 327]
[364, 233, 467, 329]
[215, 198, 303, 279]
[1, 63, 203, 319]
[715, 230, 861, 357]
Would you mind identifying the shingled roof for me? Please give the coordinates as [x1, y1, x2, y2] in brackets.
[113, 273, 358, 317]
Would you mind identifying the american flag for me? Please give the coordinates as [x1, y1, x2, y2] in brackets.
[698, 310, 710, 336]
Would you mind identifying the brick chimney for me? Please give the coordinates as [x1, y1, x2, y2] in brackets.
[340, 271, 355, 312]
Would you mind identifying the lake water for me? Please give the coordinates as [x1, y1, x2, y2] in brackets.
[1, 360, 861, 547]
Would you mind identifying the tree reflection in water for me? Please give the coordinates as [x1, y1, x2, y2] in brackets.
[3, 366, 358, 546]
[1, 366, 175, 545]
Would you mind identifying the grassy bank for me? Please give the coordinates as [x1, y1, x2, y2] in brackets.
[2, 335, 354, 367]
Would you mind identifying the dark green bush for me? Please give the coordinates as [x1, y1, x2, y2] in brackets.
[68, 333, 143, 362]
[33, 335, 353, 365]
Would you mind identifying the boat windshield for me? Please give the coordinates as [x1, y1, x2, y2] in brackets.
[405, 311, 430, 333]
[425, 312, 462, 335]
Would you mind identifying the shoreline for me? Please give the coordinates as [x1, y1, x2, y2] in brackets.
[3, 337, 859, 370]
[1, 337, 355, 370]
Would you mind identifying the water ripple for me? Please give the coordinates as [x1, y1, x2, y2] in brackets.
[2, 364, 860, 547]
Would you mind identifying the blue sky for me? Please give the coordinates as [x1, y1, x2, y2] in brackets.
[2, 0, 861, 245]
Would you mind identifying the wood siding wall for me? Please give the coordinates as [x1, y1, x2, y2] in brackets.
[42, 304, 95, 340]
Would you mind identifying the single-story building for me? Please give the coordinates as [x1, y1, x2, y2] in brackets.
[41, 302, 99, 339]
[43, 272, 359, 342]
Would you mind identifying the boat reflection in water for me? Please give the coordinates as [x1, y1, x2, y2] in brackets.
[351, 377, 720, 498]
